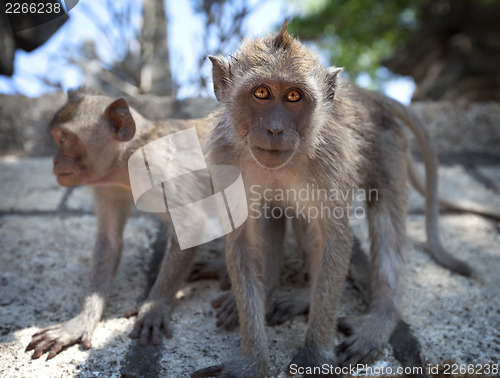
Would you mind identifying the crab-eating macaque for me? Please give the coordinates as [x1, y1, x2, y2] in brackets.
[191, 23, 500, 376]
[26, 90, 213, 360]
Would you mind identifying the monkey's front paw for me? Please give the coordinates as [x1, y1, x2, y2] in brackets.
[336, 315, 394, 367]
[191, 356, 267, 378]
[188, 260, 231, 290]
[211, 292, 238, 330]
[266, 292, 309, 326]
[26, 316, 95, 360]
[125, 300, 173, 346]
[288, 349, 337, 377]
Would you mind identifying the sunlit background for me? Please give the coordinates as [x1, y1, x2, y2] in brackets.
[0, 0, 416, 103]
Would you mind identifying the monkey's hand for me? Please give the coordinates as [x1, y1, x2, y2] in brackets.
[188, 260, 231, 291]
[125, 300, 173, 346]
[26, 315, 97, 359]
[191, 355, 267, 378]
[336, 314, 393, 367]
[211, 291, 239, 330]
[266, 291, 310, 326]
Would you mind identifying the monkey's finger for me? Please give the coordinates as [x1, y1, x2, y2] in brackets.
[337, 316, 354, 335]
[211, 294, 229, 309]
[216, 307, 238, 330]
[151, 325, 161, 346]
[337, 343, 373, 368]
[219, 277, 231, 291]
[191, 364, 224, 378]
[32, 339, 56, 359]
[223, 317, 238, 331]
[218, 295, 234, 313]
[335, 340, 352, 356]
[162, 318, 173, 339]
[124, 307, 139, 318]
[266, 303, 289, 326]
[266, 302, 296, 326]
[47, 340, 66, 360]
[336, 339, 372, 368]
[139, 321, 152, 346]
[82, 332, 93, 349]
[215, 304, 232, 325]
[129, 320, 142, 339]
[27, 332, 59, 353]
[31, 327, 58, 338]
[26, 337, 43, 352]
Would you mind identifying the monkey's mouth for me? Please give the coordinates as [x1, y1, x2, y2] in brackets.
[251, 146, 293, 168]
[55, 172, 79, 187]
[256, 146, 289, 154]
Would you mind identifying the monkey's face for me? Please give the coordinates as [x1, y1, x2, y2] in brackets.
[235, 81, 315, 169]
[51, 127, 89, 187]
[50, 96, 136, 188]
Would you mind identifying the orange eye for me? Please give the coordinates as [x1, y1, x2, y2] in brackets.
[254, 86, 270, 99]
[286, 89, 302, 102]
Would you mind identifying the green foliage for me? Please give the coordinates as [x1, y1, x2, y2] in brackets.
[288, 0, 423, 84]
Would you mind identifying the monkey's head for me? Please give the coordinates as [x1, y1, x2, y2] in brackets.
[50, 90, 136, 187]
[209, 22, 342, 169]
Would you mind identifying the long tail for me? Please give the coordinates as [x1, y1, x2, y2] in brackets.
[381, 96, 473, 277]
[407, 158, 500, 220]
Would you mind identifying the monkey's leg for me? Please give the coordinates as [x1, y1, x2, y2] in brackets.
[192, 218, 269, 377]
[288, 217, 351, 375]
[211, 215, 285, 330]
[27, 186, 131, 359]
[337, 186, 407, 366]
[125, 227, 197, 345]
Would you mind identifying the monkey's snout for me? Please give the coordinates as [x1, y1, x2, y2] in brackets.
[267, 126, 284, 136]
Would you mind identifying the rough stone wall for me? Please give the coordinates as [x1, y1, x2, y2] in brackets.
[411, 101, 500, 162]
[0, 93, 498, 160]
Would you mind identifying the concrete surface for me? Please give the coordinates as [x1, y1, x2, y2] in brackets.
[0, 156, 499, 377]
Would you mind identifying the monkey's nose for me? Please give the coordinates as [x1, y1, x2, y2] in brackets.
[267, 125, 284, 135]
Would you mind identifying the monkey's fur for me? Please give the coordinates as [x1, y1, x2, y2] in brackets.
[192, 24, 491, 376]
[26, 90, 212, 360]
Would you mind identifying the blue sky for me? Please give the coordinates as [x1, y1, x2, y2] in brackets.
[0, 0, 415, 103]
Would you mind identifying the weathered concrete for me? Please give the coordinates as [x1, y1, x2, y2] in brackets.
[411, 101, 500, 160]
[0, 156, 499, 377]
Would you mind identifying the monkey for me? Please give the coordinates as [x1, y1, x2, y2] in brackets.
[26, 90, 213, 360]
[192, 143, 500, 329]
[191, 23, 500, 376]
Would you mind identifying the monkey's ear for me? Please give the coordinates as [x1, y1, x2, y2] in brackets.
[326, 67, 343, 101]
[209, 56, 231, 103]
[105, 98, 136, 142]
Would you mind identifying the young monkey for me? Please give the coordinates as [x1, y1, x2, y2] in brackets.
[192, 23, 500, 377]
[26, 90, 212, 359]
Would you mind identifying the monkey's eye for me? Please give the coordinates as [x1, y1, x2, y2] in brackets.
[285, 89, 302, 102]
[254, 86, 270, 99]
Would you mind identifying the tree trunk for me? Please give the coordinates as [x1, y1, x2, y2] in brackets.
[140, 0, 173, 96]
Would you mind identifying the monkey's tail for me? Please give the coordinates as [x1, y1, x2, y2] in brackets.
[385, 97, 473, 277]
[407, 157, 500, 220]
